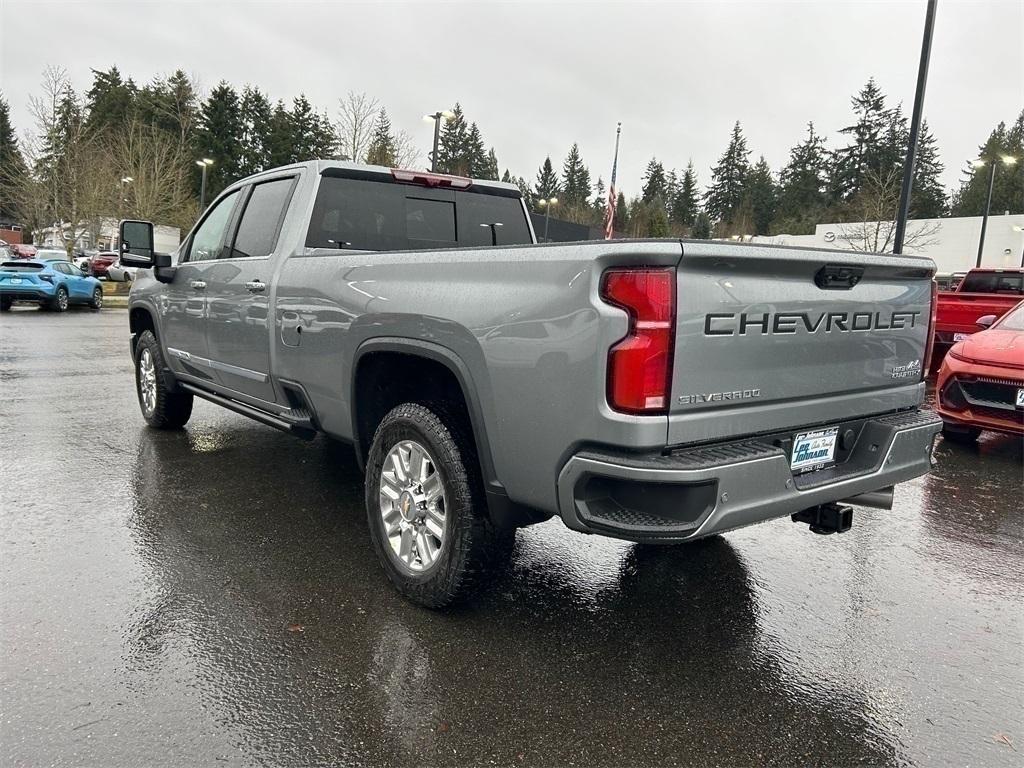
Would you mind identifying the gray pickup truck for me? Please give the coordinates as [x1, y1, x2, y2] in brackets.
[120, 160, 942, 607]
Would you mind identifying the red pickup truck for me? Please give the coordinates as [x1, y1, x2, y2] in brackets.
[933, 268, 1023, 362]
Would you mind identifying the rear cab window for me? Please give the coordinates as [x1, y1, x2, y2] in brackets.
[959, 272, 1023, 295]
[306, 172, 531, 251]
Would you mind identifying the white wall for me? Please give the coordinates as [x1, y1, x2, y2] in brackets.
[753, 214, 1024, 273]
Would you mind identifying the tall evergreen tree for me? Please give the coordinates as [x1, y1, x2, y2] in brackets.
[195, 81, 243, 196]
[830, 78, 891, 202]
[775, 122, 829, 233]
[613, 191, 628, 232]
[288, 94, 335, 162]
[591, 176, 606, 224]
[744, 156, 777, 235]
[0, 95, 27, 222]
[641, 158, 668, 204]
[561, 143, 592, 209]
[951, 111, 1024, 217]
[84, 66, 136, 135]
[435, 103, 470, 175]
[465, 123, 488, 177]
[691, 210, 713, 239]
[910, 120, 947, 218]
[238, 86, 273, 177]
[533, 156, 560, 204]
[266, 100, 293, 167]
[364, 108, 398, 167]
[669, 161, 700, 231]
[136, 70, 199, 149]
[705, 121, 751, 224]
[482, 148, 500, 181]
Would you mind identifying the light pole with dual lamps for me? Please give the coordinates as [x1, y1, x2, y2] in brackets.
[119, 176, 133, 218]
[196, 158, 214, 210]
[537, 197, 558, 242]
[973, 154, 1018, 267]
[423, 110, 455, 172]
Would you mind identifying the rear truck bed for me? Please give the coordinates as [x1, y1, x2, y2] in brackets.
[555, 241, 941, 542]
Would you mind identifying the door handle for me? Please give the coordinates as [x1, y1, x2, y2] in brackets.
[189, 280, 206, 290]
[245, 280, 266, 293]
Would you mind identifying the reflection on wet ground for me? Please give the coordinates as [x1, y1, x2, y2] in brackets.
[2, 309, 1021, 767]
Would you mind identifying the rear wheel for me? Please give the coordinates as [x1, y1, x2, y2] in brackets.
[135, 330, 193, 429]
[89, 286, 103, 310]
[50, 286, 69, 312]
[0, 297, 11, 311]
[942, 423, 980, 444]
[365, 402, 514, 608]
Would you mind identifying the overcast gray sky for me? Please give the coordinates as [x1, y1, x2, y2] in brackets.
[2, 0, 1022, 197]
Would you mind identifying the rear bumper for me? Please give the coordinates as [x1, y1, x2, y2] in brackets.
[556, 409, 941, 542]
[0, 288, 53, 302]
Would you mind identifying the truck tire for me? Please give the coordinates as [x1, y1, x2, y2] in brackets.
[365, 402, 514, 608]
[134, 330, 193, 429]
[942, 423, 980, 444]
[0, 297, 12, 311]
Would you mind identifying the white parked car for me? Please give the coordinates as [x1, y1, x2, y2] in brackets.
[105, 257, 138, 282]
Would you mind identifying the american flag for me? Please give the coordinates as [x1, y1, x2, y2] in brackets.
[603, 123, 622, 240]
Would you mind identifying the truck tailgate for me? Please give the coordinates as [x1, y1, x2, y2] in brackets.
[667, 242, 934, 445]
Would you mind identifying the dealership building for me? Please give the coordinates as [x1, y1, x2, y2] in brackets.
[752, 213, 1024, 273]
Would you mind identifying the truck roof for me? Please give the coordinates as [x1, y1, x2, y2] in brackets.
[237, 159, 522, 197]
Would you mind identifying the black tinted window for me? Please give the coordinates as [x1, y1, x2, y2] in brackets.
[456, 192, 531, 246]
[960, 272, 1023, 295]
[306, 177, 529, 251]
[228, 178, 295, 259]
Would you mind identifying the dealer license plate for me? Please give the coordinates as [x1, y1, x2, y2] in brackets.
[10, 277, 21, 284]
[791, 427, 839, 472]
[953, 332, 970, 342]
[1016, 388, 1024, 408]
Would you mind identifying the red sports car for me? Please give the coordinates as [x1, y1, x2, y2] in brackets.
[936, 299, 1024, 442]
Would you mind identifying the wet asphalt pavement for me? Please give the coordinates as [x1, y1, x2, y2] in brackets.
[1, 307, 1021, 768]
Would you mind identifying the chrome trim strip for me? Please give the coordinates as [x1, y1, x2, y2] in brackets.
[166, 347, 268, 383]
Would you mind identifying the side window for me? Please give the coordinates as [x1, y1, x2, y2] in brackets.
[227, 178, 296, 259]
[68, 264, 85, 277]
[53, 263, 69, 275]
[187, 190, 240, 262]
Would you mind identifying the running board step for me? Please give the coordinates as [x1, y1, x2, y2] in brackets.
[179, 383, 317, 440]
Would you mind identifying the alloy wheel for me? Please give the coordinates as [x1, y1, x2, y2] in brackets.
[378, 440, 447, 573]
[139, 348, 157, 416]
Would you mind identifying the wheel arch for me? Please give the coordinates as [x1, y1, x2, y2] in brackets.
[350, 338, 499, 491]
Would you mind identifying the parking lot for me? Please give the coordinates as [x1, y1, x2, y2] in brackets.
[1, 307, 1021, 767]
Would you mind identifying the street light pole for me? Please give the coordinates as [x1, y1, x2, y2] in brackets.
[974, 155, 1018, 268]
[423, 110, 455, 172]
[976, 161, 997, 268]
[196, 158, 214, 210]
[537, 197, 558, 241]
[893, 0, 937, 255]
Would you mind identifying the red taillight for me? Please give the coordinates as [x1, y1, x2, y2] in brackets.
[600, 267, 676, 414]
[390, 168, 473, 189]
[922, 278, 938, 378]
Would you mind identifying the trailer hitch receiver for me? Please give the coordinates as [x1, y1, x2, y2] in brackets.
[791, 503, 854, 535]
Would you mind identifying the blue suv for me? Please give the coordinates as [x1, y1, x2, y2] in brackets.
[0, 259, 103, 312]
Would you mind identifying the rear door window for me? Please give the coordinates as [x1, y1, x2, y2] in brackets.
[227, 177, 296, 259]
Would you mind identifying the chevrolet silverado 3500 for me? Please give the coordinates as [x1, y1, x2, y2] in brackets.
[120, 161, 942, 607]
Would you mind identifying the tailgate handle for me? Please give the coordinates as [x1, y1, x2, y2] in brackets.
[815, 264, 864, 290]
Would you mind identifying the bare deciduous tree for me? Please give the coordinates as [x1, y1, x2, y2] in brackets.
[393, 129, 423, 170]
[336, 91, 379, 162]
[836, 168, 941, 253]
[112, 119, 197, 229]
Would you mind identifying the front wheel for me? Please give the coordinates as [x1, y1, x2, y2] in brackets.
[89, 286, 103, 310]
[134, 330, 193, 429]
[365, 402, 514, 608]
